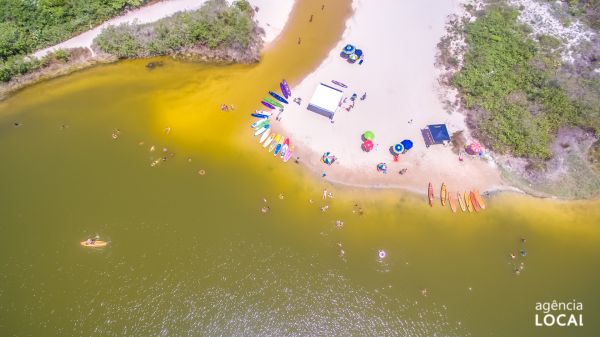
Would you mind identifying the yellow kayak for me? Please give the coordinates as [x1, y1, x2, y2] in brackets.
[465, 191, 473, 213]
[474, 190, 486, 209]
[440, 183, 447, 206]
[80, 240, 108, 248]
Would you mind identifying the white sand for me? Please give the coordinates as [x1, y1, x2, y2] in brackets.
[33, 0, 294, 58]
[274, 0, 506, 194]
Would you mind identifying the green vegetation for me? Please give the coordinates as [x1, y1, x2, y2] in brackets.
[453, 7, 598, 159]
[0, 0, 148, 82]
[95, 0, 256, 59]
[561, 0, 600, 30]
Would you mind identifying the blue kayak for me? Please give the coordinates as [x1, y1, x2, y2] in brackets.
[274, 143, 282, 155]
[269, 91, 288, 104]
[251, 113, 270, 118]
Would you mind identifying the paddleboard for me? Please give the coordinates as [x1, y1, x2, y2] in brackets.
[470, 191, 481, 212]
[269, 91, 289, 104]
[263, 134, 275, 148]
[474, 190, 486, 209]
[448, 193, 457, 213]
[283, 146, 294, 162]
[280, 138, 290, 157]
[262, 101, 275, 109]
[282, 79, 292, 97]
[254, 125, 269, 136]
[269, 135, 281, 152]
[251, 118, 268, 128]
[441, 183, 447, 206]
[428, 182, 434, 207]
[259, 128, 271, 144]
[80, 240, 108, 248]
[264, 97, 284, 109]
[465, 192, 473, 213]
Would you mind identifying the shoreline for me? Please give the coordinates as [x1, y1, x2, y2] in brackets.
[1, 0, 295, 101]
[270, 0, 512, 199]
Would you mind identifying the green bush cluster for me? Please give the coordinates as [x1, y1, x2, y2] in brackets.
[94, 0, 255, 58]
[453, 7, 596, 159]
[0, 0, 147, 82]
[0, 49, 73, 82]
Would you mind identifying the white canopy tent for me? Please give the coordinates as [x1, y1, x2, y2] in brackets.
[307, 83, 344, 119]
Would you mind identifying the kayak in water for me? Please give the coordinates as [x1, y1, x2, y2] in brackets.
[81, 239, 108, 248]
[269, 91, 288, 104]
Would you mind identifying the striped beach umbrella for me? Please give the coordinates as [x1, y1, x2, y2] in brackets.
[377, 162, 387, 173]
[322, 152, 336, 165]
[343, 44, 355, 55]
[392, 143, 404, 154]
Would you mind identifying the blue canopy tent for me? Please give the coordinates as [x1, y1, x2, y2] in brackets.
[421, 124, 450, 147]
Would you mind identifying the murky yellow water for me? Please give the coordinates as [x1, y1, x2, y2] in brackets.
[1, 1, 599, 336]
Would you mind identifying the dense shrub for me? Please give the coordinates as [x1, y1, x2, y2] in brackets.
[94, 0, 255, 58]
[453, 7, 592, 159]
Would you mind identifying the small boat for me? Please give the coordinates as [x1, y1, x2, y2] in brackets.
[474, 190, 486, 209]
[280, 138, 290, 157]
[331, 80, 348, 88]
[274, 142, 283, 155]
[263, 134, 275, 148]
[470, 191, 481, 212]
[281, 80, 292, 98]
[269, 91, 288, 104]
[254, 124, 269, 136]
[465, 191, 473, 213]
[269, 135, 281, 152]
[283, 146, 294, 162]
[264, 97, 284, 109]
[428, 183, 434, 206]
[251, 118, 268, 128]
[440, 183, 447, 206]
[80, 240, 108, 248]
[457, 192, 466, 212]
[259, 128, 271, 144]
[251, 113, 270, 119]
[262, 101, 275, 109]
[448, 193, 457, 213]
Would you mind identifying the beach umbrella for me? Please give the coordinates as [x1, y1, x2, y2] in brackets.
[392, 143, 404, 154]
[322, 152, 336, 165]
[363, 131, 375, 141]
[342, 44, 355, 55]
[348, 54, 359, 62]
[377, 162, 387, 173]
[468, 142, 482, 155]
[354, 49, 363, 58]
[362, 140, 374, 152]
[401, 139, 414, 151]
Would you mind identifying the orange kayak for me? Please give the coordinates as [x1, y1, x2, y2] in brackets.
[428, 183, 434, 206]
[448, 192, 457, 213]
[470, 191, 481, 212]
[465, 191, 473, 213]
[80, 240, 108, 248]
[474, 190, 486, 209]
[457, 192, 466, 212]
[440, 183, 447, 206]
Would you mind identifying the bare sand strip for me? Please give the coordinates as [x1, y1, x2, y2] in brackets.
[274, 0, 507, 195]
[33, 0, 295, 58]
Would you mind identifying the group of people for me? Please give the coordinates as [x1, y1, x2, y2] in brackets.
[220, 104, 235, 112]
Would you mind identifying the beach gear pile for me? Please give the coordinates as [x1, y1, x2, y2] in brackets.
[341, 44, 364, 64]
[251, 80, 295, 162]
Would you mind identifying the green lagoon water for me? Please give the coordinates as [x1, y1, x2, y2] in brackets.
[1, 1, 600, 336]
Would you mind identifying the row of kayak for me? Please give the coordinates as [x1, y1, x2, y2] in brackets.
[261, 80, 292, 110]
[428, 182, 487, 213]
[251, 113, 295, 162]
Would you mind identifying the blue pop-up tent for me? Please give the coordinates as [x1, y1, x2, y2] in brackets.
[428, 124, 450, 144]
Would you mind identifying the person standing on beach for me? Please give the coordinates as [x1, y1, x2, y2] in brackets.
[322, 4, 325, 10]
[309, 14, 313, 22]
[298, 37, 302, 45]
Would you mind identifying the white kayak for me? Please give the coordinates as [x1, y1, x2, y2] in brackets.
[263, 134, 275, 148]
[254, 125, 269, 136]
[259, 128, 271, 144]
[251, 118, 268, 129]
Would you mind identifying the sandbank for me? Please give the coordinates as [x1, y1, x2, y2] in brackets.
[271, 0, 507, 195]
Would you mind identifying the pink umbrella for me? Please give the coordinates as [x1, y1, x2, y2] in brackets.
[362, 140, 374, 152]
[468, 142, 482, 155]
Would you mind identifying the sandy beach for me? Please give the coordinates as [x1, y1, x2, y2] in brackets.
[33, 0, 295, 58]
[270, 0, 507, 195]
